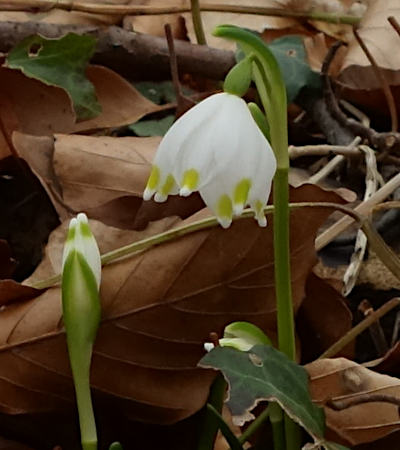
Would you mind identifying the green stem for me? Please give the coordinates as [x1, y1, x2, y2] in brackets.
[191, 0, 207, 45]
[238, 405, 270, 444]
[197, 374, 227, 450]
[31, 203, 400, 293]
[269, 402, 285, 450]
[205, 404, 243, 450]
[71, 354, 97, 450]
[273, 168, 295, 360]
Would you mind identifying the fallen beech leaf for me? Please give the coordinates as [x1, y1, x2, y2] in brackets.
[0, 66, 161, 135]
[0, 435, 33, 450]
[0, 185, 337, 423]
[297, 273, 354, 363]
[74, 66, 163, 132]
[364, 341, 400, 377]
[6, 34, 100, 121]
[53, 134, 159, 210]
[339, 0, 400, 90]
[307, 358, 400, 446]
[0, 67, 75, 135]
[0, 280, 42, 307]
[12, 132, 69, 220]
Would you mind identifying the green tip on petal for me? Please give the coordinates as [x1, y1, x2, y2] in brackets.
[217, 194, 233, 228]
[233, 178, 251, 215]
[180, 168, 199, 197]
[253, 199, 267, 227]
[143, 166, 160, 200]
[160, 174, 176, 196]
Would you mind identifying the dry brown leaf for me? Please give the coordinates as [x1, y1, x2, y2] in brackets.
[307, 357, 400, 446]
[303, 32, 346, 75]
[13, 133, 207, 229]
[53, 133, 159, 211]
[364, 340, 400, 377]
[0, 435, 33, 450]
[297, 273, 354, 363]
[75, 65, 163, 132]
[0, 280, 42, 307]
[0, 184, 338, 423]
[0, 66, 160, 136]
[12, 132, 70, 220]
[339, 0, 400, 90]
[125, 0, 299, 50]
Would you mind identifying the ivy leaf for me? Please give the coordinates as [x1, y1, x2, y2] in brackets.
[268, 35, 321, 103]
[200, 345, 325, 441]
[6, 33, 101, 120]
[129, 115, 175, 136]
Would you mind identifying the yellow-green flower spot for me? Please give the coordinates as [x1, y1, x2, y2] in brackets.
[233, 178, 251, 214]
[217, 194, 233, 228]
[147, 165, 160, 190]
[161, 174, 176, 196]
[180, 168, 199, 196]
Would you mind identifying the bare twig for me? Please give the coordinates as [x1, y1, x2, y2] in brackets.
[308, 155, 345, 184]
[388, 16, 400, 38]
[0, 0, 362, 24]
[288, 144, 361, 159]
[340, 99, 370, 127]
[358, 299, 389, 356]
[353, 28, 398, 132]
[316, 173, 400, 251]
[328, 393, 400, 410]
[306, 137, 360, 184]
[0, 22, 235, 81]
[322, 42, 400, 152]
[319, 298, 400, 359]
[343, 145, 379, 295]
[164, 23, 195, 117]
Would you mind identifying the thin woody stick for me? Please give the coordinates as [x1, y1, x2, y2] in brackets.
[0, 0, 362, 24]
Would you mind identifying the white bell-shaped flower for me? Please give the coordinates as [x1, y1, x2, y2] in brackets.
[143, 92, 277, 228]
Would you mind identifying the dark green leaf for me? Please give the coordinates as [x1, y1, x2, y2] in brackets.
[268, 35, 321, 103]
[129, 115, 175, 136]
[6, 33, 101, 120]
[200, 345, 325, 441]
[135, 81, 178, 104]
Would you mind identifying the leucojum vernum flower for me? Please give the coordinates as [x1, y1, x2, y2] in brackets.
[143, 76, 277, 228]
[62, 212, 101, 450]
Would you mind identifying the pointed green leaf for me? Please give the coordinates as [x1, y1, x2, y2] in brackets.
[6, 33, 101, 120]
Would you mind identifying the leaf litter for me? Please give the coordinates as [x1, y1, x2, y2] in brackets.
[0, 0, 400, 448]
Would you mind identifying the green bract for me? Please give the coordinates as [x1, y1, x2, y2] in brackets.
[223, 55, 253, 97]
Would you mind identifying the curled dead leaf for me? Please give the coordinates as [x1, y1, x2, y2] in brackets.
[307, 357, 400, 446]
[0, 185, 339, 423]
[0, 65, 161, 136]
